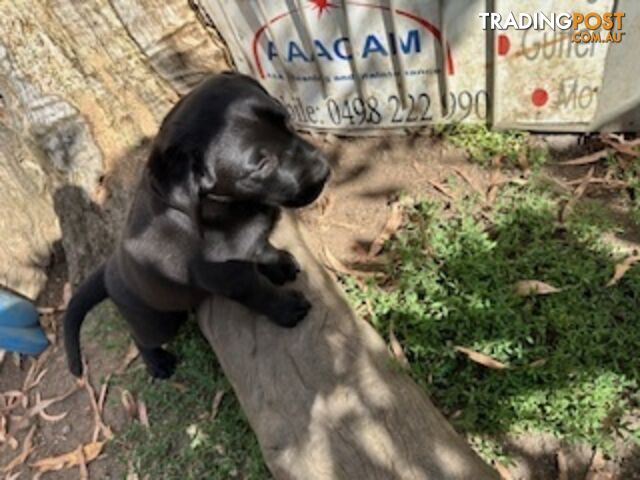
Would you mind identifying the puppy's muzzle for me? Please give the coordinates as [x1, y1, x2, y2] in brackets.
[285, 154, 330, 208]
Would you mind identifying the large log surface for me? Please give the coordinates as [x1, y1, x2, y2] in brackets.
[198, 213, 498, 480]
[0, 0, 230, 297]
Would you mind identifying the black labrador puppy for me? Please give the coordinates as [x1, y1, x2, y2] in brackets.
[64, 72, 330, 379]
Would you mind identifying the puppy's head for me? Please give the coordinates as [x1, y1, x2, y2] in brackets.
[149, 73, 330, 209]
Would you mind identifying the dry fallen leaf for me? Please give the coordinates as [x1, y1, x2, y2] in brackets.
[2, 425, 36, 473]
[494, 460, 513, 480]
[81, 362, 114, 442]
[428, 179, 455, 200]
[368, 201, 404, 257]
[77, 443, 89, 480]
[126, 461, 140, 480]
[556, 449, 568, 480]
[565, 177, 628, 189]
[486, 184, 500, 206]
[322, 246, 353, 276]
[20, 389, 75, 424]
[600, 134, 640, 157]
[22, 347, 53, 392]
[556, 149, 610, 166]
[388, 324, 409, 369]
[0, 391, 26, 414]
[528, 358, 548, 368]
[138, 400, 150, 428]
[121, 390, 137, 419]
[117, 343, 140, 374]
[560, 167, 594, 223]
[61, 282, 73, 311]
[585, 449, 608, 480]
[211, 391, 225, 420]
[30, 441, 105, 473]
[514, 280, 562, 296]
[454, 346, 508, 370]
[0, 415, 18, 450]
[452, 166, 484, 198]
[606, 254, 640, 287]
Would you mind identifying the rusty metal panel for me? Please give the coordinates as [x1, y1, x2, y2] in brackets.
[202, 0, 638, 133]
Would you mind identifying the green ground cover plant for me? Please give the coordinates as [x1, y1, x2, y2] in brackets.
[345, 184, 640, 459]
[438, 124, 547, 168]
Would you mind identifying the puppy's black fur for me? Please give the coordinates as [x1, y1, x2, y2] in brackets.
[64, 73, 330, 379]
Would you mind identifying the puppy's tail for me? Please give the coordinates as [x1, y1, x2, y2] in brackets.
[64, 263, 108, 377]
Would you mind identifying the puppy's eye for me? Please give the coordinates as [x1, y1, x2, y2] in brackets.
[255, 153, 277, 172]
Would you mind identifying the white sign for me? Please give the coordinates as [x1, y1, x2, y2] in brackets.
[201, 0, 637, 133]
[203, 0, 489, 132]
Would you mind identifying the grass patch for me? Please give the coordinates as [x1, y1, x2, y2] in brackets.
[438, 124, 547, 168]
[345, 184, 640, 458]
[84, 305, 268, 479]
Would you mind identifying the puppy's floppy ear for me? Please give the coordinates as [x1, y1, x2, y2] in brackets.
[148, 142, 216, 199]
[190, 149, 217, 195]
[147, 143, 193, 193]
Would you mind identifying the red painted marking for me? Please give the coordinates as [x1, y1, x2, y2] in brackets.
[532, 88, 549, 107]
[309, 0, 339, 17]
[252, 11, 293, 79]
[497, 34, 510, 56]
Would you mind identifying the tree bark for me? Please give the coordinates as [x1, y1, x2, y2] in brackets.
[0, 0, 230, 297]
[198, 213, 498, 480]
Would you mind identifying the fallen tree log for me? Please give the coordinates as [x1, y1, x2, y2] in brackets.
[198, 213, 498, 480]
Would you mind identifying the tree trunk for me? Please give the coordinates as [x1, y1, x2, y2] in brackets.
[198, 213, 498, 480]
[0, 0, 230, 297]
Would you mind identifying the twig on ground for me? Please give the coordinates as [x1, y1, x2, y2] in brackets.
[427, 179, 455, 200]
[451, 166, 485, 198]
[1, 424, 36, 473]
[368, 200, 404, 257]
[80, 362, 113, 443]
[560, 166, 594, 222]
[556, 149, 610, 166]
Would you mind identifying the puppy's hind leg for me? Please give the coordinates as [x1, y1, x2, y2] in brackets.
[115, 305, 187, 379]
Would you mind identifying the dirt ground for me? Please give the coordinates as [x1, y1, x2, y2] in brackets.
[1, 132, 638, 479]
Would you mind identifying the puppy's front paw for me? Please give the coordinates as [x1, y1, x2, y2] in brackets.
[259, 250, 301, 285]
[269, 290, 311, 328]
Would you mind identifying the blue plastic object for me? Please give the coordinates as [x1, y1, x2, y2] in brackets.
[0, 290, 49, 355]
